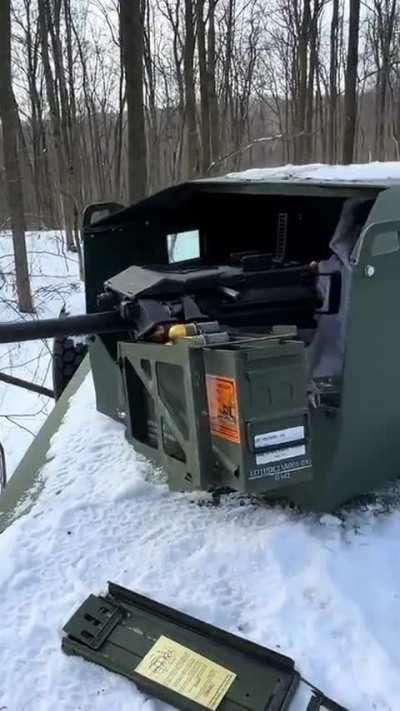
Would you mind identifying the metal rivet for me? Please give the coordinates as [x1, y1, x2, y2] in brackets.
[365, 265, 375, 277]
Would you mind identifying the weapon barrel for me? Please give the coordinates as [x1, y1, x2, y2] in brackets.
[0, 311, 126, 344]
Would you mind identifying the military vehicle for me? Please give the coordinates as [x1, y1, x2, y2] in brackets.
[1, 175, 400, 512]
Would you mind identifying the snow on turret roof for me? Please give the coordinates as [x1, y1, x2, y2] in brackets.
[221, 161, 400, 186]
[95, 162, 400, 230]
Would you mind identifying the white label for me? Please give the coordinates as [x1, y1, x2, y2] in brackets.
[254, 426, 305, 449]
[256, 445, 306, 466]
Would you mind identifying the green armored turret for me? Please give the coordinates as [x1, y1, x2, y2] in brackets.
[2, 175, 400, 511]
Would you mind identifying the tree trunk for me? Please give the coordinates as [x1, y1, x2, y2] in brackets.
[208, 0, 219, 167]
[120, 0, 147, 203]
[0, 0, 33, 313]
[197, 0, 211, 173]
[342, 0, 361, 164]
[184, 0, 199, 177]
[295, 0, 311, 163]
[328, 0, 339, 162]
[304, 4, 320, 161]
[38, 0, 75, 250]
[374, 0, 397, 160]
[143, 0, 161, 193]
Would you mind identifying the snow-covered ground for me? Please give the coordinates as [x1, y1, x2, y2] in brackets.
[0, 231, 83, 475]
[1, 372, 400, 711]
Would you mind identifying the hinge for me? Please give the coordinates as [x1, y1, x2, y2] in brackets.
[63, 594, 124, 650]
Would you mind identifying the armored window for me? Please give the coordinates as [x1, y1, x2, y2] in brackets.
[167, 230, 200, 263]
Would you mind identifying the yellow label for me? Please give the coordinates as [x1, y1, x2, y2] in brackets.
[135, 635, 236, 710]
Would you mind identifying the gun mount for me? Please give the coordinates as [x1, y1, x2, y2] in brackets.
[0, 260, 320, 345]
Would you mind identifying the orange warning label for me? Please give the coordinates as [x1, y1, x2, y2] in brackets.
[206, 375, 241, 444]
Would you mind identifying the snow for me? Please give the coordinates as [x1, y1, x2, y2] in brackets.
[63, 289, 86, 315]
[0, 371, 400, 709]
[225, 161, 400, 184]
[0, 231, 82, 475]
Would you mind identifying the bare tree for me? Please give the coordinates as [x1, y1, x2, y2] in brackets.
[0, 0, 33, 313]
[370, 0, 397, 160]
[120, 0, 147, 202]
[342, 0, 361, 164]
[328, 0, 340, 162]
[7, 0, 400, 235]
[184, 0, 199, 177]
[197, 0, 211, 173]
[208, 0, 219, 166]
[37, 0, 77, 251]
